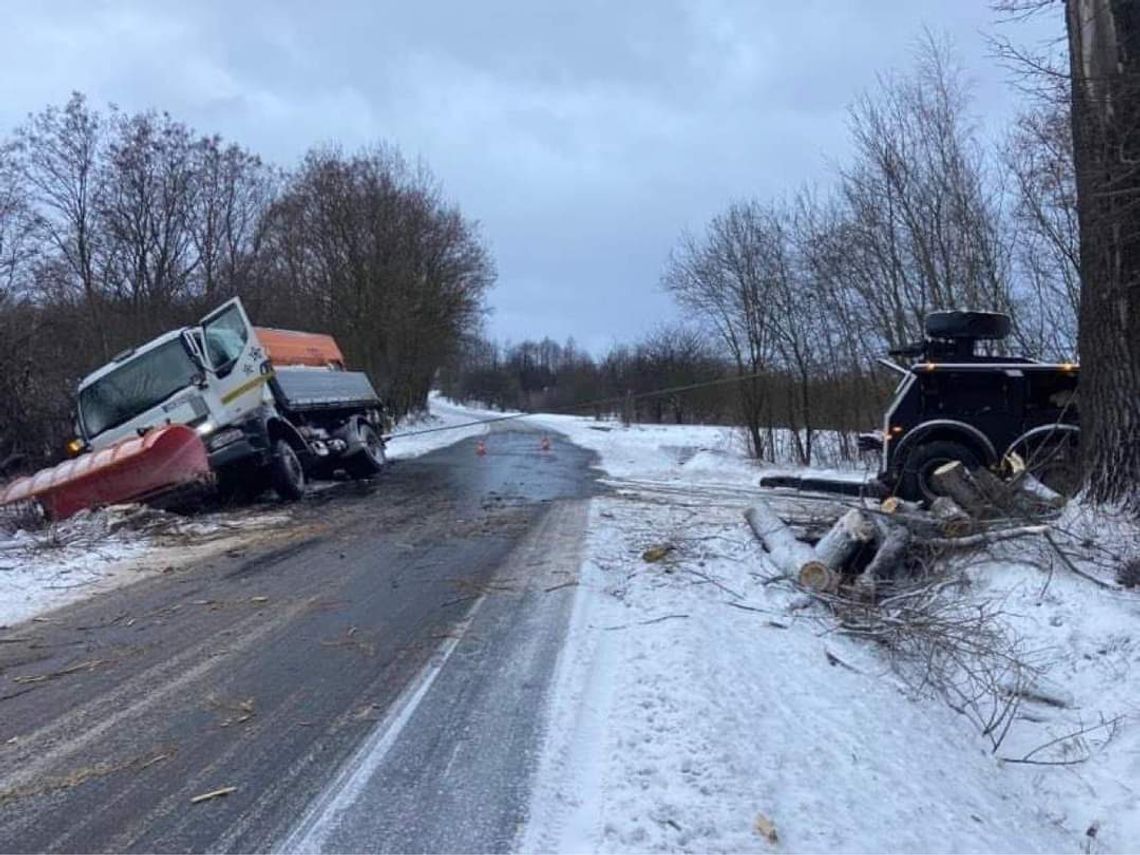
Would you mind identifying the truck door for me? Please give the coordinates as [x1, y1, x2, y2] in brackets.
[199, 298, 272, 426]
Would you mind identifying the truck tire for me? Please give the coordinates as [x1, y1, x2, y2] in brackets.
[925, 311, 1011, 341]
[345, 422, 387, 479]
[898, 440, 981, 503]
[270, 438, 306, 500]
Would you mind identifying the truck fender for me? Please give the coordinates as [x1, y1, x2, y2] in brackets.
[1004, 424, 1080, 459]
[265, 417, 310, 459]
[893, 420, 998, 468]
[332, 415, 375, 455]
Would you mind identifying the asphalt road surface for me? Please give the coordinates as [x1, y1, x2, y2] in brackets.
[0, 429, 600, 853]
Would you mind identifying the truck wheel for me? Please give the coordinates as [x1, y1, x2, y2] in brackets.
[345, 422, 387, 479]
[898, 440, 981, 503]
[270, 439, 306, 500]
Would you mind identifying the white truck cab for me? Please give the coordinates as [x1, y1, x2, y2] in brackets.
[75, 299, 388, 501]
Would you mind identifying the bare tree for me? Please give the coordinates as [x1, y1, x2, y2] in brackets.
[11, 93, 108, 353]
[663, 201, 780, 456]
[1004, 79, 1081, 358]
[257, 146, 494, 416]
[0, 145, 35, 300]
[190, 136, 277, 301]
[837, 33, 1014, 350]
[98, 109, 200, 326]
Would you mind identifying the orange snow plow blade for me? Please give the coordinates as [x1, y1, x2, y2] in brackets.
[0, 425, 212, 521]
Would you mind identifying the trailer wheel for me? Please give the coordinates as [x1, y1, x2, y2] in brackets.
[270, 439, 306, 500]
[1022, 435, 1082, 497]
[898, 440, 981, 503]
[345, 422, 387, 478]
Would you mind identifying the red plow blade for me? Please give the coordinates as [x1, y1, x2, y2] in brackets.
[0, 425, 212, 521]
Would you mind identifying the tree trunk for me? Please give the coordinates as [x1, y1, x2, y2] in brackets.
[1067, 0, 1140, 509]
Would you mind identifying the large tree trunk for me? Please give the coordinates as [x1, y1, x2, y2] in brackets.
[1067, 0, 1140, 509]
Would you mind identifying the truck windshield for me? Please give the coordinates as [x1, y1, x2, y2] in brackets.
[78, 339, 200, 438]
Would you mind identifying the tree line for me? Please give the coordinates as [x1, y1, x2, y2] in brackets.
[0, 94, 493, 471]
[445, 33, 1080, 467]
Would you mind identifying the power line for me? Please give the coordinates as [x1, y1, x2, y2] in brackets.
[385, 370, 770, 440]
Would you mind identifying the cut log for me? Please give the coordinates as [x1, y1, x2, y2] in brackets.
[1013, 473, 1066, 510]
[931, 461, 990, 515]
[863, 521, 912, 579]
[812, 509, 875, 570]
[880, 496, 922, 515]
[799, 561, 839, 593]
[798, 509, 875, 592]
[744, 501, 816, 577]
[929, 496, 973, 537]
[971, 467, 1017, 506]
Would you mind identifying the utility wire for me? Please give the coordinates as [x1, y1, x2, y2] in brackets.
[386, 370, 771, 440]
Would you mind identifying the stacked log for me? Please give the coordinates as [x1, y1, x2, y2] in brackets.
[932, 460, 1065, 517]
[745, 456, 1064, 601]
[746, 502, 877, 592]
[929, 497, 972, 537]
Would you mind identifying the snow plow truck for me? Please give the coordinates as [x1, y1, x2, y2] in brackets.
[0, 298, 389, 520]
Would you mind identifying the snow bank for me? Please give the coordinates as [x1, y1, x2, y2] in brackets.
[0, 505, 290, 628]
[950, 526, 1140, 850]
[0, 508, 155, 627]
[520, 492, 1080, 853]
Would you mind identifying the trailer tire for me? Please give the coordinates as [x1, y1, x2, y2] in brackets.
[270, 438, 306, 500]
[345, 422, 387, 478]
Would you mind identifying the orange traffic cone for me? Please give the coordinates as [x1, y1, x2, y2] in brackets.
[540, 435, 552, 452]
[476, 439, 487, 456]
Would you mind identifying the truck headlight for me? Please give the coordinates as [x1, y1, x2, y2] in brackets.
[196, 420, 216, 436]
[206, 427, 245, 451]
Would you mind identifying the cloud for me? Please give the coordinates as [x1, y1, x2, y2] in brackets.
[0, 0, 1064, 352]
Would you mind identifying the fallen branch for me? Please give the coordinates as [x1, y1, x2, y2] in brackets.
[923, 525, 1049, 551]
[190, 786, 237, 804]
[999, 716, 1121, 766]
[1043, 531, 1118, 590]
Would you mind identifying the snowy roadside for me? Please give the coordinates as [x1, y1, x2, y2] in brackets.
[0, 505, 293, 628]
[510, 407, 1140, 853]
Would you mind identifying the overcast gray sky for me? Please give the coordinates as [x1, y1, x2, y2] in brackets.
[2, 1, 1063, 352]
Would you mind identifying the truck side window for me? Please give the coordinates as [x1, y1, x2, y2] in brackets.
[203, 306, 248, 373]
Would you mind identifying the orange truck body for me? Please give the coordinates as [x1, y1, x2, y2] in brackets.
[254, 327, 345, 369]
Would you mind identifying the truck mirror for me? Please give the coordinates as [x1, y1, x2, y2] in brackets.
[181, 330, 211, 372]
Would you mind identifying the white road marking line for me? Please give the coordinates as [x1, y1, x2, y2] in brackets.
[278, 593, 488, 854]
